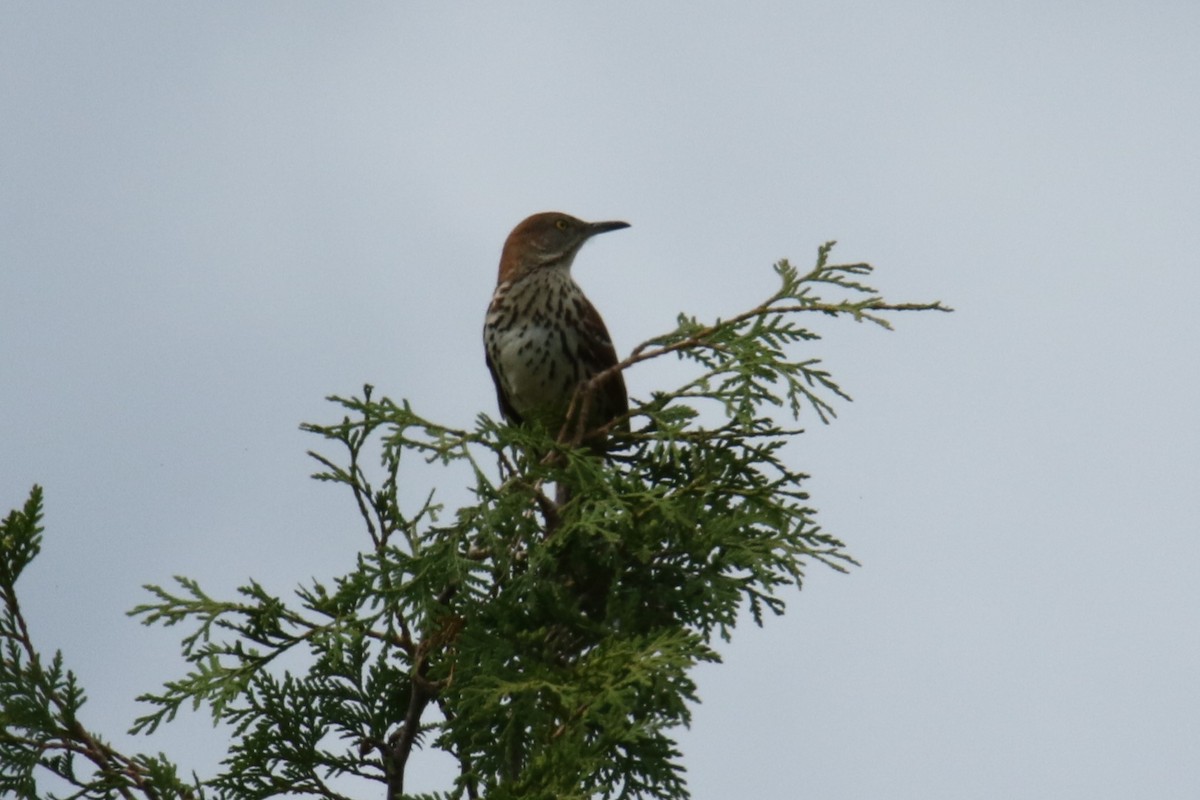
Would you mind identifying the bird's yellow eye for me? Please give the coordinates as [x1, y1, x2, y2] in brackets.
[555, 219, 569, 231]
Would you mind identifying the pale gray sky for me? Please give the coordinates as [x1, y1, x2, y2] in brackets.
[3, 3, 1199, 798]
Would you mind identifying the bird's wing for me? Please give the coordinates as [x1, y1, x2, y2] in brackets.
[576, 296, 630, 427]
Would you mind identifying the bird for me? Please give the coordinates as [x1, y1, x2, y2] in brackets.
[483, 211, 630, 449]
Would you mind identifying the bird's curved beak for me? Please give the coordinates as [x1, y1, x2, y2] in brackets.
[586, 220, 631, 237]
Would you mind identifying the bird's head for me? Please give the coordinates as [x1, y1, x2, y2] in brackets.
[497, 212, 629, 283]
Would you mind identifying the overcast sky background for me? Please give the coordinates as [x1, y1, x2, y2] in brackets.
[3, 3, 1199, 798]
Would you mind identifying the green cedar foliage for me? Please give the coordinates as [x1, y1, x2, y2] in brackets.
[1, 245, 949, 799]
[0, 487, 200, 799]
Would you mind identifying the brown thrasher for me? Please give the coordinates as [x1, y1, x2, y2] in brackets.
[483, 211, 630, 447]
